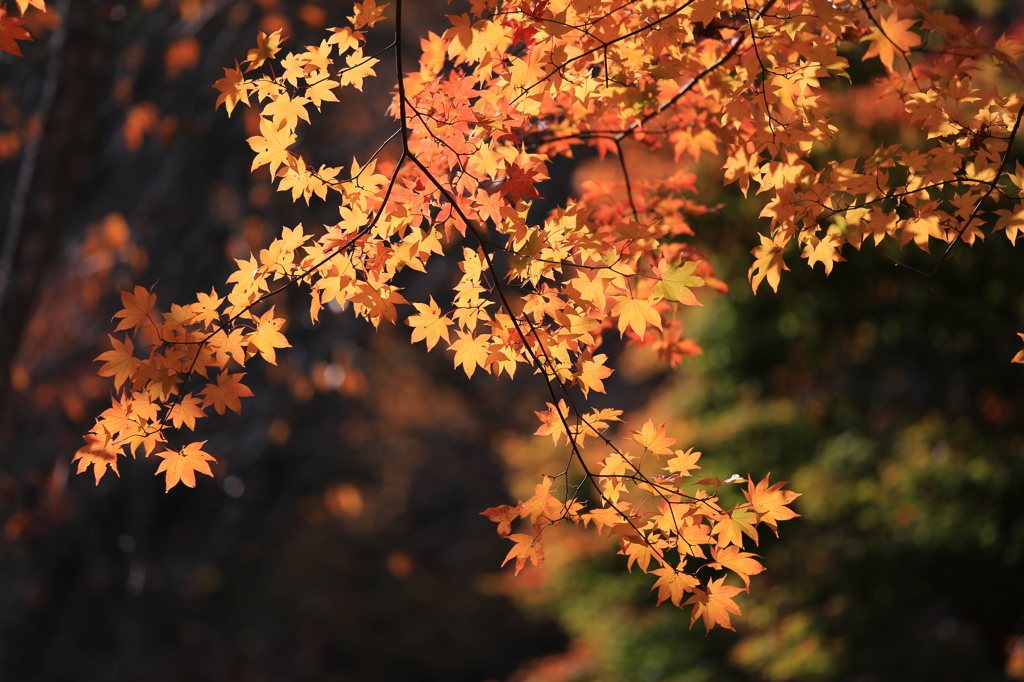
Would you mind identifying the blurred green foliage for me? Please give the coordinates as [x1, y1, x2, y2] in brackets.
[526, 195, 1024, 681]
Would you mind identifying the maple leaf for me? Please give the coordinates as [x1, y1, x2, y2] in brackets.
[620, 534, 659, 573]
[652, 260, 704, 305]
[155, 441, 216, 492]
[244, 29, 284, 72]
[349, 0, 388, 30]
[305, 73, 341, 109]
[502, 533, 544, 575]
[449, 330, 489, 378]
[481, 504, 520, 537]
[631, 419, 677, 457]
[712, 508, 759, 547]
[327, 26, 364, 54]
[247, 307, 290, 364]
[73, 429, 120, 485]
[339, 48, 380, 90]
[651, 564, 699, 607]
[534, 400, 568, 445]
[263, 94, 311, 131]
[521, 476, 564, 525]
[862, 14, 921, 72]
[803, 233, 845, 274]
[213, 62, 252, 116]
[14, 0, 47, 14]
[748, 233, 789, 293]
[575, 353, 612, 397]
[0, 7, 31, 57]
[665, 449, 702, 477]
[167, 393, 204, 430]
[995, 203, 1024, 244]
[407, 296, 453, 351]
[581, 506, 626, 535]
[612, 296, 662, 338]
[248, 116, 297, 177]
[211, 327, 248, 368]
[113, 285, 157, 333]
[95, 335, 140, 390]
[200, 372, 254, 415]
[191, 288, 223, 328]
[743, 474, 801, 535]
[708, 545, 764, 590]
[685, 577, 744, 632]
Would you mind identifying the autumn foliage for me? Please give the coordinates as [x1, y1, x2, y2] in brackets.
[46, 0, 1024, 630]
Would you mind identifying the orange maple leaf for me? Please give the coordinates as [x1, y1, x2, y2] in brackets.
[73, 429, 120, 485]
[862, 14, 921, 72]
[742, 474, 801, 535]
[155, 441, 216, 492]
[620, 534, 659, 573]
[685, 576, 744, 632]
[581, 505, 626, 535]
[339, 48, 380, 90]
[665, 448, 702, 477]
[576, 353, 612, 397]
[244, 29, 284, 72]
[534, 400, 568, 445]
[481, 504, 521, 537]
[502, 532, 544, 575]
[748, 233, 789, 293]
[213, 62, 252, 116]
[247, 307, 290, 365]
[0, 8, 32, 57]
[113, 285, 157, 333]
[711, 508, 759, 547]
[707, 545, 764, 590]
[200, 372, 254, 415]
[521, 476, 564, 525]
[349, 0, 388, 29]
[651, 564, 699, 607]
[631, 419, 677, 457]
[167, 393, 205, 430]
[95, 335, 140, 390]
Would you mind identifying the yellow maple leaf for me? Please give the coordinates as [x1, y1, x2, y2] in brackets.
[248, 116, 296, 176]
[349, 0, 388, 29]
[575, 352, 612, 396]
[407, 296, 453, 351]
[612, 296, 662, 338]
[262, 93, 311, 130]
[748, 233, 789, 293]
[450, 330, 490, 378]
[244, 29, 284, 72]
[247, 307, 290, 365]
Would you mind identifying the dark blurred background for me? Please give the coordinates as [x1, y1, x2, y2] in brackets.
[0, 1, 1022, 681]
